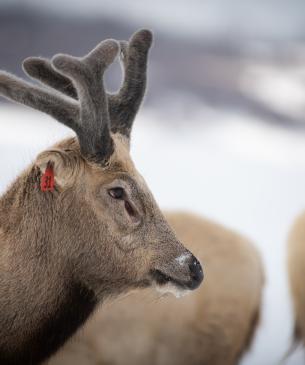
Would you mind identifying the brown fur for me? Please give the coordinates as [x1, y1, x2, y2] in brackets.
[47, 212, 264, 365]
[288, 211, 305, 345]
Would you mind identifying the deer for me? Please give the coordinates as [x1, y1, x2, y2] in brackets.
[47, 211, 264, 365]
[288, 211, 305, 349]
[0, 29, 204, 365]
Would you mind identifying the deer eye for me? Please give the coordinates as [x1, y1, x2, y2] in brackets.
[108, 187, 125, 200]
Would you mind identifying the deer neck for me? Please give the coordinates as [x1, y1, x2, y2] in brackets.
[0, 166, 98, 365]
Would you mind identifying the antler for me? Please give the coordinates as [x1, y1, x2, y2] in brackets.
[0, 39, 119, 163]
[23, 57, 78, 99]
[23, 29, 153, 139]
[109, 29, 152, 137]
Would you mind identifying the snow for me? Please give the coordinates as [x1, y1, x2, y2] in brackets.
[175, 253, 191, 266]
[241, 63, 305, 121]
[1, 103, 305, 364]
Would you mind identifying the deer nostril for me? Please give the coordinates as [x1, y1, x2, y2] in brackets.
[187, 256, 204, 290]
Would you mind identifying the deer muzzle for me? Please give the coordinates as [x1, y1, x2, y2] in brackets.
[151, 251, 204, 295]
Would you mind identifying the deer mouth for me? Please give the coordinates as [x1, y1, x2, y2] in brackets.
[150, 269, 191, 291]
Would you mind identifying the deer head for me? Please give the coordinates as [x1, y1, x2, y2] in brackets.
[0, 30, 203, 303]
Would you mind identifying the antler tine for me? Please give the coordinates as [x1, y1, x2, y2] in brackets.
[23, 29, 153, 140]
[109, 29, 153, 137]
[51, 39, 119, 162]
[23, 57, 77, 99]
[1, 40, 119, 164]
[0, 71, 79, 131]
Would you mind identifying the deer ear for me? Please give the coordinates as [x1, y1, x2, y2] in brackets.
[36, 149, 80, 189]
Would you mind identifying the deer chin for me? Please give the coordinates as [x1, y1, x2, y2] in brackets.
[154, 282, 191, 299]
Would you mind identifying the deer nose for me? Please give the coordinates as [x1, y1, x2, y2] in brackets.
[187, 255, 203, 290]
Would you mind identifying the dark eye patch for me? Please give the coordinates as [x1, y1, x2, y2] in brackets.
[124, 200, 136, 217]
[108, 187, 125, 199]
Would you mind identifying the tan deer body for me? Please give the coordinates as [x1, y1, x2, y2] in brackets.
[48, 212, 264, 365]
[0, 31, 203, 365]
[288, 211, 305, 344]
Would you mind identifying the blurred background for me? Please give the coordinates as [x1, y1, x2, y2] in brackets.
[1, 1, 305, 364]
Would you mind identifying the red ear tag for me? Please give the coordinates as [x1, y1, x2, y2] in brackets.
[40, 163, 55, 192]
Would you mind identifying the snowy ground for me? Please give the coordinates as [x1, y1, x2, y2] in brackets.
[1, 104, 305, 365]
